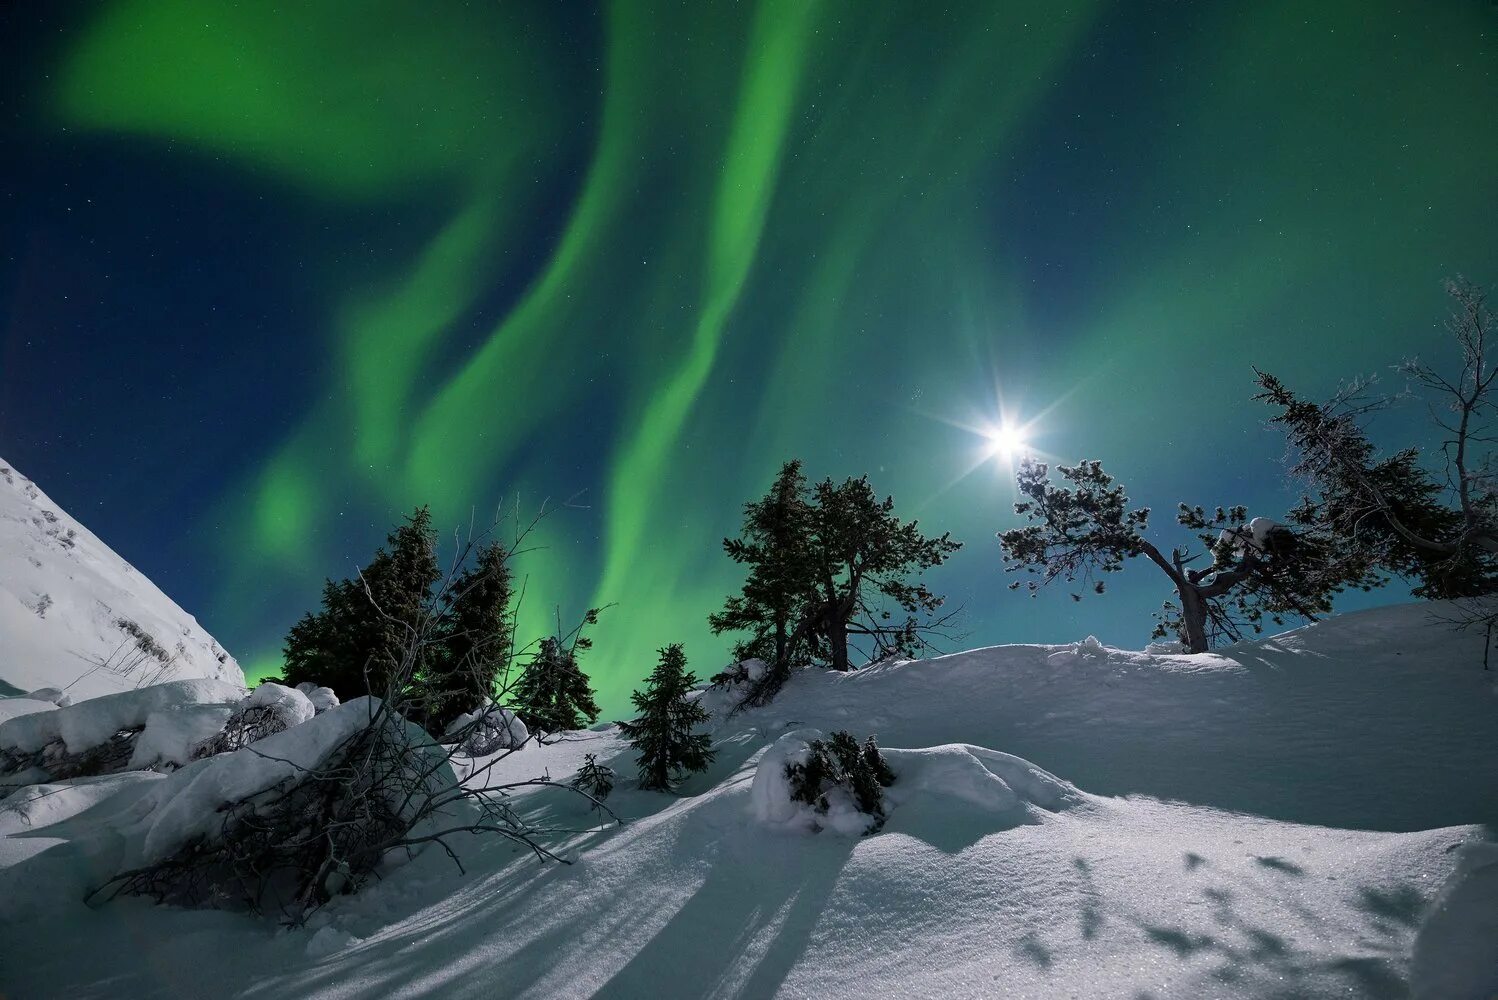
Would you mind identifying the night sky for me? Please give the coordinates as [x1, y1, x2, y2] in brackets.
[2, 2, 1495, 713]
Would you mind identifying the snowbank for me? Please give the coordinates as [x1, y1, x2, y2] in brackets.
[2, 601, 1496, 999]
[0, 457, 243, 699]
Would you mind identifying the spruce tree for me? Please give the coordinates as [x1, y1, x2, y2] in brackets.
[426, 540, 515, 729]
[619, 644, 715, 792]
[512, 630, 601, 738]
[709, 460, 819, 700]
[283, 507, 441, 698]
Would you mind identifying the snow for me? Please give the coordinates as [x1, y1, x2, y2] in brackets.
[0, 678, 244, 757]
[132, 696, 383, 866]
[1410, 842, 1498, 999]
[750, 733, 1080, 837]
[244, 681, 318, 728]
[126, 703, 235, 770]
[0, 695, 60, 726]
[0, 601, 1495, 998]
[296, 681, 341, 714]
[0, 457, 243, 699]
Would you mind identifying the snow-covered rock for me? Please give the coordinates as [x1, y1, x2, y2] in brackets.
[446, 701, 528, 756]
[0, 458, 243, 699]
[296, 682, 340, 714]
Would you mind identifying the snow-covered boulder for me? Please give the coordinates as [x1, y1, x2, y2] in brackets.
[446, 701, 529, 756]
[0, 458, 243, 699]
[295, 682, 340, 714]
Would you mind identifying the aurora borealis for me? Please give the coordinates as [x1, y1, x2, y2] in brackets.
[3, 2, 1496, 713]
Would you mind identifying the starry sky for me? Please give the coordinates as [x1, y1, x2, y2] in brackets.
[2, 1, 1495, 713]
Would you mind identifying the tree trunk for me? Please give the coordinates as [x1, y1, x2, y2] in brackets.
[827, 613, 850, 671]
[1178, 585, 1209, 653]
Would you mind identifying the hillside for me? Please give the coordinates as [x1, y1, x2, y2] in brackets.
[0, 458, 243, 699]
[0, 603, 1494, 998]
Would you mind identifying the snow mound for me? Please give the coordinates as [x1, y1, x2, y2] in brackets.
[0, 457, 243, 699]
[750, 730, 1080, 836]
[244, 682, 317, 728]
[127, 702, 236, 771]
[0, 771, 163, 837]
[295, 682, 339, 714]
[1045, 633, 1111, 665]
[882, 743, 1083, 821]
[1411, 842, 1498, 999]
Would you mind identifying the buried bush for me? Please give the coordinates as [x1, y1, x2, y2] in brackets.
[785, 731, 896, 833]
[570, 753, 615, 808]
[89, 698, 588, 925]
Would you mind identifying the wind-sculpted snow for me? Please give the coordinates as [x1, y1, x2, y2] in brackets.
[0, 458, 243, 698]
[0, 603, 1494, 998]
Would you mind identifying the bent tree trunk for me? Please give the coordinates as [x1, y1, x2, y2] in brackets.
[1176, 585, 1210, 654]
[1138, 540, 1211, 653]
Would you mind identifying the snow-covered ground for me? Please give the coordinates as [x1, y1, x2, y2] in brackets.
[1, 601, 1494, 999]
[0, 457, 242, 699]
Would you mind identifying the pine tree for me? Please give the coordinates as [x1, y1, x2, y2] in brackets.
[426, 540, 515, 729]
[711, 462, 962, 704]
[512, 628, 601, 738]
[283, 507, 441, 698]
[1257, 368, 1498, 600]
[709, 460, 819, 701]
[806, 474, 963, 672]
[998, 458, 1381, 653]
[619, 644, 715, 792]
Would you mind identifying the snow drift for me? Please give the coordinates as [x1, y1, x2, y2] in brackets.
[0, 457, 243, 699]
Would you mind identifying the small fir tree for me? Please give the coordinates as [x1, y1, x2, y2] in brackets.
[619, 644, 715, 792]
[512, 620, 601, 738]
[785, 731, 896, 833]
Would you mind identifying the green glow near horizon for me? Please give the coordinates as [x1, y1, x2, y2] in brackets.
[52, 1, 1498, 712]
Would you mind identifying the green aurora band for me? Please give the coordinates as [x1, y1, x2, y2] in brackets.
[51, 0, 1498, 711]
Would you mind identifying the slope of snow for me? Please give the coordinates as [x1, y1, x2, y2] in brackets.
[0, 602, 1494, 999]
[0, 458, 243, 699]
